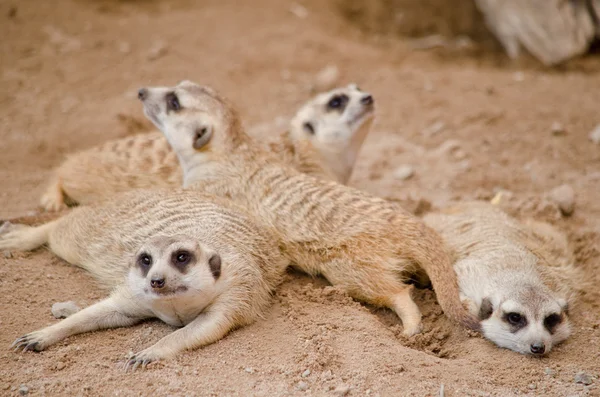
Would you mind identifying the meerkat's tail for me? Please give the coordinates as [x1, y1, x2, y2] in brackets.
[404, 220, 481, 331]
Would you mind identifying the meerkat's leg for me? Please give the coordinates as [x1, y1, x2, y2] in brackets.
[40, 177, 68, 212]
[12, 288, 150, 352]
[0, 220, 59, 251]
[390, 286, 423, 336]
[125, 303, 234, 370]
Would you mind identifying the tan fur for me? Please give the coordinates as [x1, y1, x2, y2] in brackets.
[40, 85, 372, 211]
[4, 190, 288, 365]
[140, 80, 480, 334]
[423, 201, 586, 354]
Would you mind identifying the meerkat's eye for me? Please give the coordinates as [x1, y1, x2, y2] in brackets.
[303, 122, 315, 135]
[171, 250, 193, 270]
[138, 253, 152, 267]
[327, 95, 342, 109]
[166, 92, 181, 111]
[544, 313, 562, 332]
[505, 312, 525, 326]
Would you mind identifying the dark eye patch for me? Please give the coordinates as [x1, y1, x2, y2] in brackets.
[503, 312, 528, 332]
[137, 252, 153, 276]
[544, 313, 562, 334]
[303, 122, 315, 135]
[166, 92, 181, 112]
[326, 94, 349, 112]
[171, 250, 194, 272]
[209, 254, 221, 279]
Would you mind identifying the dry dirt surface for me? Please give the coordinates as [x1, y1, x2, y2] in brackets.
[1, 0, 600, 396]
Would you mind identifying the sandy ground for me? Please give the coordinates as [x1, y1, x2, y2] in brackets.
[1, 0, 600, 396]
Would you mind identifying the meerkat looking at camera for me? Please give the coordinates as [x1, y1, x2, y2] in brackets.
[40, 85, 373, 211]
[137, 80, 480, 334]
[3, 190, 288, 367]
[423, 201, 585, 355]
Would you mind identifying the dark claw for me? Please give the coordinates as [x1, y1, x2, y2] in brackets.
[11, 335, 41, 352]
[124, 356, 154, 372]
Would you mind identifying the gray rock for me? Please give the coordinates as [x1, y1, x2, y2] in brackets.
[333, 384, 351, 396]
[313, 65, 339, 92]
[296, 381, 309, 391]
[590, 124, 600, 144]
[544, 367, 556, 377]
[51, 301, 81, 319]
[3, 251, 12, 259]
[574, 372, 593, 385]
[394, 165, 415, 181]
[301, 369, 311, 378]
[18, 385, 29, 396]
[549, 184, 575, 216]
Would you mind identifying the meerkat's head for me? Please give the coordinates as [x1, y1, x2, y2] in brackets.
[479, 282, 571, 356]
[127, 235, 223, 301]
[289, 84, 375, 183]
[138, 80, 246, 168]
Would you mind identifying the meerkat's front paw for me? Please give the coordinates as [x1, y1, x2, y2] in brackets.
[11, 331, 50, 352]
[124, 347, 163, 371]
[402, 322, 424, 337]
[40, 181, 67, 212]
[0, 223, 35, 251]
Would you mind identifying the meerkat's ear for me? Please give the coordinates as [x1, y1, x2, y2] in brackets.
[208, 254, 221, 279]
[193, 126, 213, 150]
[478, 297, 494, 320]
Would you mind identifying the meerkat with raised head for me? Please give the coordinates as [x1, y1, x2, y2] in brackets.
[137, 80, 480, 334]
[2, 190, 287, 367]
[423, 201, 585, 355]
[40, 85, 373, 211]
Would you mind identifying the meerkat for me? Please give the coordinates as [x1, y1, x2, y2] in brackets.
[3, 190, 287, 368]
[136, 80, 480, 334]
[40, 85, 373, 211]
[423, 201, 585, 355]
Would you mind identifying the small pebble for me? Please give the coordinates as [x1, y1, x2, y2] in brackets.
[551, 121, 566, 136]
[590, 124, 600, 144]
[56, 361, 66, 370]
[574, 372, 593, 385]
[244, 367, 255, 374]
[513, 71, 525, 82]
[147, 40, 168, 61]
[394, 165, 415, 181]
[333, 384, 351, 396]
[422, 121, 446, 136]
[549, 184, 575, 216]
[301, 369, 311, 378]
[296, 381, 309, 391]
[119, 42, 131, 54]
[51, 301, 81, 319]
[528, 383, 537, 390]
[313, 65, 339, 92]
[18, 385, 29, 396]
[544, 367, 556, 377]
[289, 3, 308, 19]
[3, 251, 12, 259]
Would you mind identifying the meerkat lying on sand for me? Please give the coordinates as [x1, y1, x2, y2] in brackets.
[137, 80, 480, 334]
[423, 201, 585, 355]
[40, 85, 373, 211]
[4, 190, 287, 368]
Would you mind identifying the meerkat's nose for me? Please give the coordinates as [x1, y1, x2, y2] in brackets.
[150, 277, 165, 289]
[360, 95, 374, 106]
[138, 88, 148, 101]
[530, 342, 545, 355]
